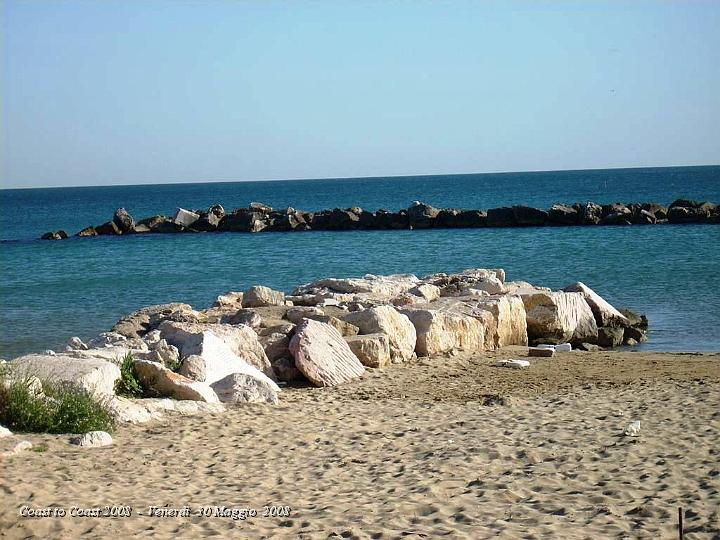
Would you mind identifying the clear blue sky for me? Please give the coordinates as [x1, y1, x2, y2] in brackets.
[2, 0, 719, 188]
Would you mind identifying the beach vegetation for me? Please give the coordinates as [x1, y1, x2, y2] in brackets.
[115, 352, 144, 398]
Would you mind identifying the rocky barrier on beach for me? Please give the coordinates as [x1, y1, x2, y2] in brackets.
[40, 198, 719, 239]
[2, 268, 648, 432]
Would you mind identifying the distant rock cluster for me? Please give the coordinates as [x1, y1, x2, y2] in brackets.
[5, 268, 648, 428]
[40, 198, 719, 239]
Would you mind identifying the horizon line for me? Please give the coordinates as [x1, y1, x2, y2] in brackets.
[1, 162, 718, 191]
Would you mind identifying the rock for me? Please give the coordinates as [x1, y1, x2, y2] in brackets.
[407, 201, 440, 229]
[112, 303, 194, 338]
[259, 333, 290, 362]
[65, 336, 89, 351]
[548, 204, 578, 225]
[495, 359, 529, 369]
[578, 202, 603, 225]
[624, 326, 648, 343]
[285, 307, 325, 324]
[259, 322, 295, 336]
[272, 357, 304, 383]
[344, 305, 417, 362]
[213, 291, 244, 307]
[76, 226, 98, 237]
[9, 354, 120, 396]
[563, 282, 629, 328]
[242, 285, 285, 308]
[597, 326, 624, 348]
[86, 331, 130, 348]
[471, 276, 506, 295]
[577, 342, 601, 352]
[667, 205, 710, 223]
[2, 440, 33, 456]
[624, 420, 641, 437]
[513, 206, 548, 226]
[520, 291, 598, 344]
[70, 431, 113, 448]
[210, 373, 279, 404]
[135, 215, 178, 233]
[400, 308, 484, 356]
[555, 343, 572, 352]
[41, 230, 68, 240]
[345, 334, 391, 368]
[0, 426, 12, 437]
[221, 210, 269, 232]
[408, 284, 441, 302]
[528, 347, 554, 357]
[224, 309, 263, 328]
[373, 209, 409, 229]
[486, 207, 516, 227]
[158, 321, 273, 380]
[112, 208, 135, 233]
[633, 209, 657, 225]
[294, 273, 420, 304]
[601, 205, 632, 225]
[139, 338, 180, 367]
[249, 202, 273, 213]
[95, 220, 122, 235]
[173, 208, 200, 228]
[475, 295, 528, 348]
[625, 338, 639, 346]
[288, 319, 365, 387]
[134, 359, 219, 402]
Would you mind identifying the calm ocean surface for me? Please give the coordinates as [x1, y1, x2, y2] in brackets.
[1, 166, 719, 357]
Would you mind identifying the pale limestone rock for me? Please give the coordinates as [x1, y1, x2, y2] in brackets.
[0, 426, 12, 437]
[242, 285, 285, 308]
[112, 302, 194, 338]
[259, 333, 290, 362]
[408, 283, 441, 302]
[213, 291, 244, 307]
[293, 273, 420, 303]
[285, 306, 325, 324]
[272, 357, 304, 383]
[345, 333, 391, 368]
[400, 309, 485, 356]
[563, 282, 629, 327]
[210, 373, 279, 404]
[2, 440, 32, 457]
[173, 207, 199, 227]
[475, 296, 529, 348]
[70, 431, 113, 448]
[158, 321, 272, 378]
[289, 319, 365, 387]
[471, 276, 506, 295]
[86, 332, 130, 348]
[520, 291, 598, 344]
[343, 305, 417, 362]
[134, 360, 219, 402]
[65, 336, 89, 351]
[9, 354, 120, 396]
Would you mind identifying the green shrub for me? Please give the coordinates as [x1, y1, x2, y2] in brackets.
[0, 373, 115, 434]
[115, 352, 143, 398]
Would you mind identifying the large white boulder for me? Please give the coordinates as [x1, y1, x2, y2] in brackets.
[242, 286, 285, 308]
[9, 354, 120, 396]
[210, 373, 279, 404]
[173, 207, 199, 227]
[289, 319, 365, 387]
[475, 296, 529, 348]
[345, 334, 391, 368]
[408, 284, 441, 302]
[563, 282, 629, 328]
[520, 291, 598, 344]
[343, 305, 417, 362]
[293, 273, 420, 303]
[400, 308, 485, 356]
[157, 321, 273, 378]
[133, 359, 219, 402]
[70, 431, 113, 448]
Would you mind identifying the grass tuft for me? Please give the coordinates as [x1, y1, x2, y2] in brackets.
[114, 352, 144, 398]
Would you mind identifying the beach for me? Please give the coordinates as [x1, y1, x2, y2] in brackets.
[2, 348, 719, 539]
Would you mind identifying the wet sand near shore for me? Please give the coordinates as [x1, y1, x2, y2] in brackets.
[1, 349, 719, 539]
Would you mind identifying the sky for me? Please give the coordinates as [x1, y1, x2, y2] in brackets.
[2, 1, 719, 189]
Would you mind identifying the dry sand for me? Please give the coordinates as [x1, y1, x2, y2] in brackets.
[1, 348, 719, 539]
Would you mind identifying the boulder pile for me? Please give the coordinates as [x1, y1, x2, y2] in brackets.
[41, 199, 718, 239]
[5, 268, 648, 425]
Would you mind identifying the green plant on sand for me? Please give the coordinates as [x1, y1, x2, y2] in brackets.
[114, 352, 144, 398]
[0, 368, 115, 434]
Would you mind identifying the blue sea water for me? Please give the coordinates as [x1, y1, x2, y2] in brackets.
[1, 166, 719, 357]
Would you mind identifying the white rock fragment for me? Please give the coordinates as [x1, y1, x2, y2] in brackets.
[70, 431, 113, 448]
[173, 207, 200, 227]
[624, 420, 641, 437]
[0, 426, 12, 437]
[495, 359, 530, 369]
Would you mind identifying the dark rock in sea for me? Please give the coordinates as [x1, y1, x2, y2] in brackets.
[667, 205, 707, 224]
[40, 230, 68, 240]
[601, 203, 629, 218]
[374, 209, 409, 229]
[578, 202, 603, 225]
[669, 198, 702, 209]
[640, 202, 668, 220]
[113, 208, 135, 233]
[618, 308, 649, 329]
[597, 326, 625, 348]
[76, 226, 98, 237]
[408, 201, 440, 229]
[601, 205, 633, 225]
[95, 220, 122, 235]
[311, 208, 361, 230]
[486, 207, 516, 227]
[267, 208, 308, 231]
[512, 206, 548, 226]
[222, 210, 269, 232]
[632, 209, 657, 225]
[356, 209, 377, 229]
[623, 326, 648, 344]
[548, 204, 578, 225]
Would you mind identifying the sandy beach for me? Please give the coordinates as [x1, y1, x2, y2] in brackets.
[1, 348, 719, 539]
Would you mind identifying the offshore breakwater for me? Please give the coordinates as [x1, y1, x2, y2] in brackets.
[40, 198, 719, 240]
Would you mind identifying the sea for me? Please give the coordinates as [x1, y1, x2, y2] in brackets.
[1, 165, 719, 358]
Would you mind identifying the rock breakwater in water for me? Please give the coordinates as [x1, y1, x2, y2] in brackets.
[3, 268, 648, 425]
[40, 198, 719, 239]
